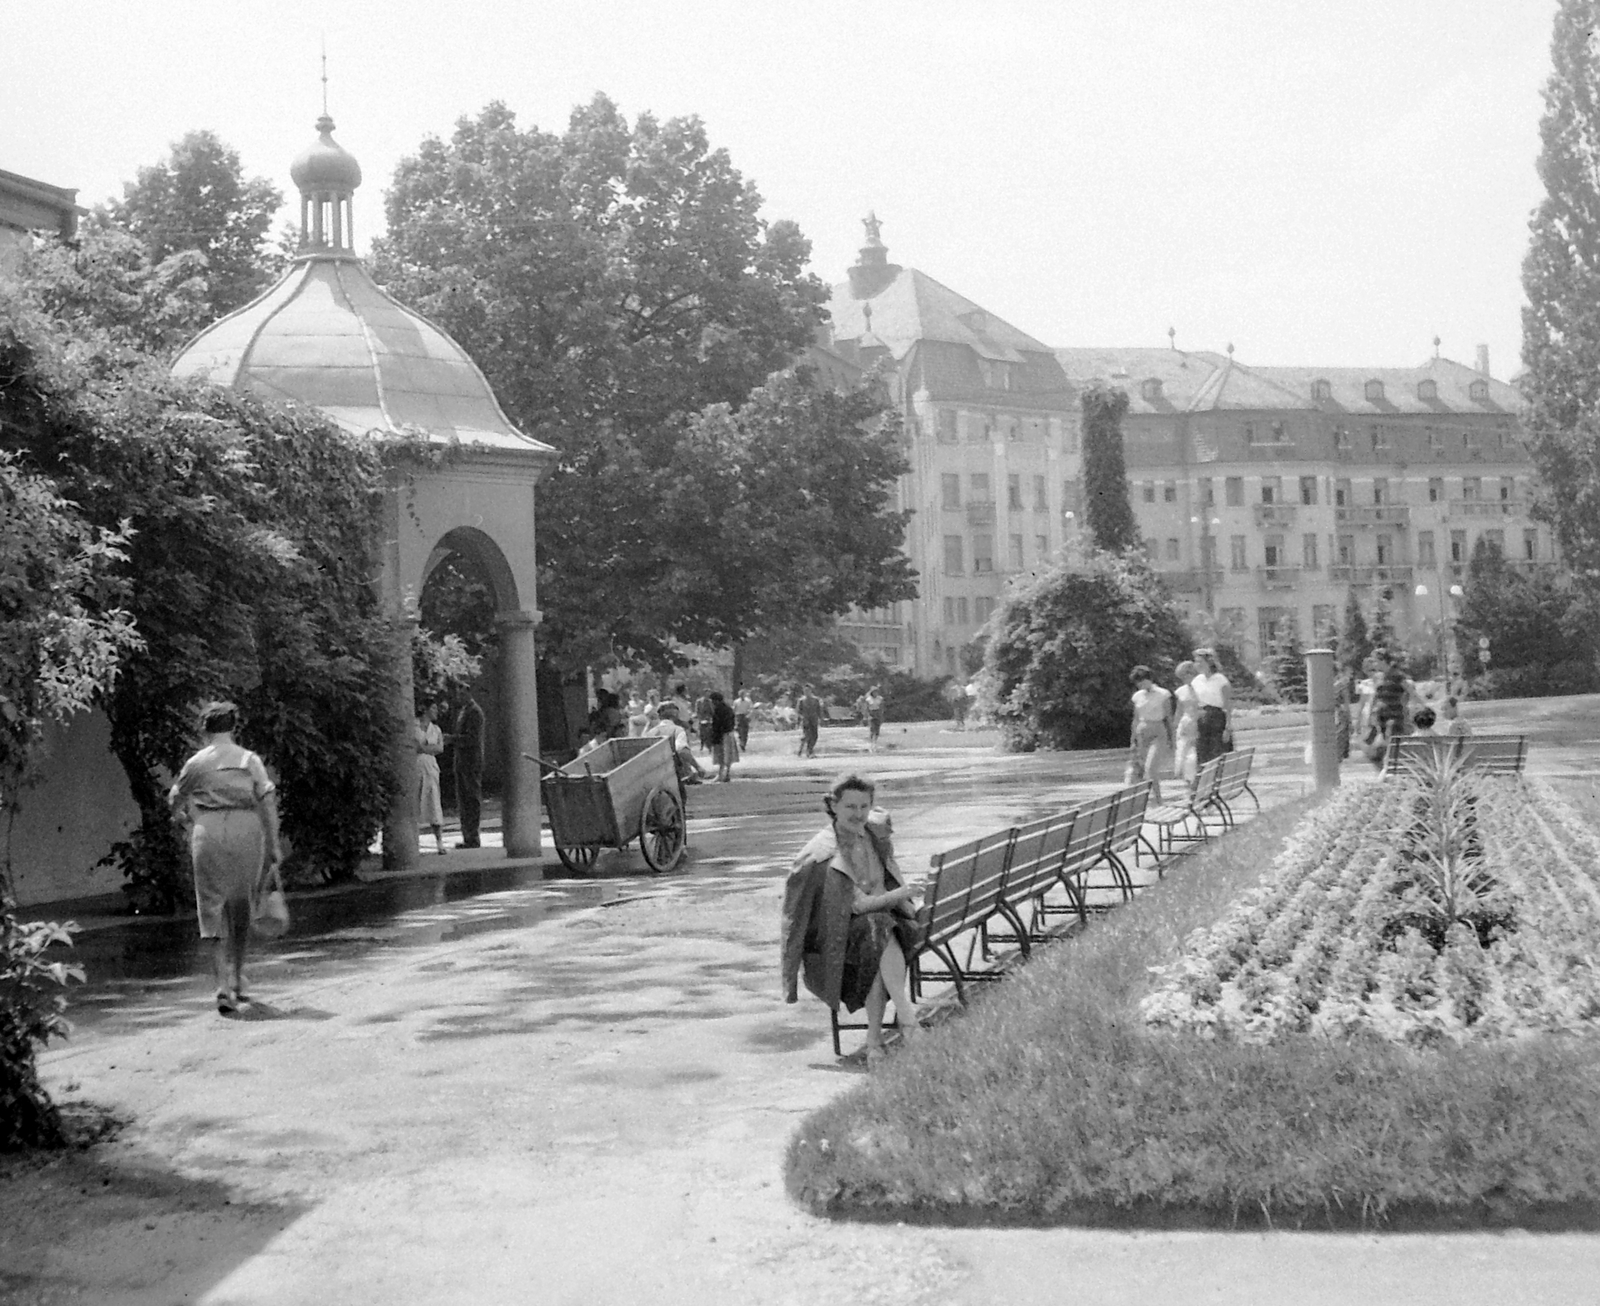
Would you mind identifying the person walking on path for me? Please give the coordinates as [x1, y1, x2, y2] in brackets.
[694, 690, 715, 756]
[415, 701, 448, 856]
[708, 690, 739, 782]
[1366, 653, 1418, 767]
[796, 685, 823, 758]
[452, 693, 485, 849]
[167, 701, 283, 1014]
[945, 678, 967, 730]
[1170, 659, 1200, 789]
[733, 686, 754, 751]
[862, 685, 886, 753]
[1127, 666, 1174, 803]
[645, 701, 707, 794]
[780, 772, 922, 1065]
[1190, 648, 1232, 770]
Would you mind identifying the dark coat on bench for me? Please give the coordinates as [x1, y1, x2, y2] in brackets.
[780, 820, 906, 1009]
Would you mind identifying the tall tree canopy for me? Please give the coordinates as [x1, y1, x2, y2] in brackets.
[108, 130, 283, 322]
[371, 95, 912, 670]
[1080, 384, 1140, 555]
[1523, 0, 1600, 594]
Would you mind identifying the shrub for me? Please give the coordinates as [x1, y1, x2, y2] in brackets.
[1465, 659, 1600, 700]
[0, 915, 83, 1150]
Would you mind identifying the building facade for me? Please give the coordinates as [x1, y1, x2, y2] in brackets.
[826, 219, 1082, 677]
[0, 166, 79, 273]
[1054, 347, 1535, 665]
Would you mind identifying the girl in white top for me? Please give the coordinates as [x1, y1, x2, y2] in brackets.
[1190, 648, 1232, 769]
[1171, 659, 1200, 786]
[1128, 665, 1175, 803]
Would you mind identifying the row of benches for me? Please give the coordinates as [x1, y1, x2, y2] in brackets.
[1381, 733, 1530, 777]
[829, 748, 1259, 1055]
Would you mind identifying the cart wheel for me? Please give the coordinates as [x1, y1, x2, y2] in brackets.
[639, 786, 686, 873]
[555, 843, 600, 874]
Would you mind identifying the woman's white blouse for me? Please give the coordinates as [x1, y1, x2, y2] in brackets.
[1191, 672, 1230, 709]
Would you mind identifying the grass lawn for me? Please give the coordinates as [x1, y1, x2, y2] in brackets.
[786, 790, 1600, 1230]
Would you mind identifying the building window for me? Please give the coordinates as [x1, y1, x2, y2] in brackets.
[937, 410, 958, 444]
[943, 535, 964, 574]
[1299, 476, 1317, 505]
[971, 472, 991, 501]
[1337, 534, 1354, 565]
[1376, 533, 1392, 566]
[1450, 530, 1466, 564]
[1009, 533, 1024, 570]
[1418, 531, 1436, 567]
[1065, 425, 1079, 454]
[1428, 426, 1444, 449]
[1218, 607, 1246, 641]
[1260, 477, 1280, 505]
[1365, 379, 1384, 402]
[1263, 535, 1285, 567]
[1202, 478, 1215, 507]
[1037, 533, 1050, 559]
[1334, 425, 1352, 450]
[973, 533, 994, 573]
[1371, 424, 1389, 451]
[1311, 379, 1331, 401]
[1033, 474, 1048, 511]
[974, 596, 995, 622]
[1313, 604, 1336, 639]
[1061, 478, 1081, 516]
[1462, 477, 1480, 502]
[1225, 477, 1244, 506]
[1141, 377, 1163, 403]
[1243, 422, 1256, 446]
[1008, 416, 1023, 441]
[1334, 479, 1350, 507]
[1481, 529, 1504, 557]
[1008, 474, 1023, 509]
[943, 597, 956, 624]
[1428, 477, 1443, 502]
[941, 474, 961, 510]
[1302, 533, 1319, 569]
[1500, 477, 1515, 502]
[1418, 379, 1438, 401]
[1230, 535, 1248, 571]
[1464, 426, 1479, 448]
[1163, 481, 1177, 503]
[1142, 482, 1156, 503]
[1524, 529, 1538, 560]
[1201, 536, 1218, 568]
[1469, 379, 1489, 402]
[1166, 537, 1180, 561]
[1373, 477, 1388, 505]
[1145, 537, 1160, 560]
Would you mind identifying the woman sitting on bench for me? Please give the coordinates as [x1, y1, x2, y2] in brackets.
[780, 773, 923, 1064]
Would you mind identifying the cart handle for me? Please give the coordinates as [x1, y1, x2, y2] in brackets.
[523, 752, 564, 777]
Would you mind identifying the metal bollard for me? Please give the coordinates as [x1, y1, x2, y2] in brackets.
[1305, 647, 1340, 790]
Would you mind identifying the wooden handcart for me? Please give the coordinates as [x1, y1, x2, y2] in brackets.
[537, 736, 688, 874]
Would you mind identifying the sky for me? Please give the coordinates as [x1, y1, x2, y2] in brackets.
[4, 1, 1560, 380]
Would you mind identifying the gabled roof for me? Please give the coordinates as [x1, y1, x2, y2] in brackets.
[828, 267, 1055, 363]
[1253, 358, 1524, 415]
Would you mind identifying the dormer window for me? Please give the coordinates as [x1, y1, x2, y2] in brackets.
[1140, 377, 1163, 402]
[1417, 379, 1438, 401]
[1469, 378, 1489, 402]
[1364, 379, 1385, 402]
[1311, 379, 1332, 401]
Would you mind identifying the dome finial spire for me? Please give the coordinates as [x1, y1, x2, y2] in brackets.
[291, 94, 362, 257]
[320, 35, 329, 117]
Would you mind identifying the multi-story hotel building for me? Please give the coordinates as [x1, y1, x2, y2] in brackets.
[826, 225, 1536, 676]
[827, 220, 1082, 676]
[1053, 347, 1535, 665]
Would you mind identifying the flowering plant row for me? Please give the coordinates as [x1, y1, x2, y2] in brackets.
[1140, 776, 1600, 1044]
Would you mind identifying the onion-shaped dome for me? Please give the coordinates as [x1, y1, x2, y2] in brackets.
[290, 114, 362, 193]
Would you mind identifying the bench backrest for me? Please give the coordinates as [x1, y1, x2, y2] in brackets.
[1384, 733, 1528, 778]
[1060, 791, 1119, 883]
[923, 828, 1015, 948]
[1214, 748, 1255, 802]
[1002, 808, 1076, 907]
[1191, 755, 1225, 807]
[1105, 782, 1152, 854]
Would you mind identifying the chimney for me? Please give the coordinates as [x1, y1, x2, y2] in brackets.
[1475, 344, 1490, 377]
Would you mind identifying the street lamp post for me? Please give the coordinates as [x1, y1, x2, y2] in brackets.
[1414, 581, 1465, 691]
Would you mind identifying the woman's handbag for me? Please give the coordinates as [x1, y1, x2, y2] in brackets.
[252, 867, 290, 938]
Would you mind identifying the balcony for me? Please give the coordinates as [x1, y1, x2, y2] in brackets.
[1449, 499, 1525, 518]
[1256, 565, 1300, 588]
[1334, 504, 1411, 527]
[1328, 564, 1415, 586]
[966, 501, 996, 526]
[1159, 567, 1225, 593]
[1253, 503, 1298, 527]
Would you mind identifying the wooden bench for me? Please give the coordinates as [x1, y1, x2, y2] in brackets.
[1145, 755, 1225, 857]
[984, 807, 1077, 957]
[1383, 733, 1529, 779]
[898, 828, 1016, 1014]
[1100, 781, 1155, 892]
[1201, 748, 1258, 832]
[1035, 790, 1120, 931]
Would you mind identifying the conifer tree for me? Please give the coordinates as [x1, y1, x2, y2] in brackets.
[1338, 588, 1371, 678]
[1523, 0, 1600, 595]
[1080, 384, 1140, 554]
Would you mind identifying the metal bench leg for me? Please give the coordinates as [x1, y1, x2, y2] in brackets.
[1242, 781, 1260, 814]
[831, 1006, 842, 1057]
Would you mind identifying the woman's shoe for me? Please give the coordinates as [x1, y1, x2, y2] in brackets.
[864, 1042, 887, 1067]
[216, 989, 238, 1014]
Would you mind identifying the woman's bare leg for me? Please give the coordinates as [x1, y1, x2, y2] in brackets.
[864, 977, 888, 1049]
[877, 937, 917, 1038]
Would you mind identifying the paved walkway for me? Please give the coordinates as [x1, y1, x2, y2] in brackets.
[11, 710, 1600, 1305]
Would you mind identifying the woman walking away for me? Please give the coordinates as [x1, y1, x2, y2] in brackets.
[1171, 659, 1200, 790]
[780, 773, 923, 1065]
[709, 690, 739, 782]
[415, 700, 447, 855]
[863, 684, 886, 753]
[1190, 648, 1232, 770]
[1127, 666, 1174, 803]
[168, 701, 283, 1014]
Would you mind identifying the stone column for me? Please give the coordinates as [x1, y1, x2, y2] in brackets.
[498, 609, 544, 860]
[1305, 647, 1340, 791]
[382, 612, 421, 870]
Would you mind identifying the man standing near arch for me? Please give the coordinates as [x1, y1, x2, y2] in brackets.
[453, 691, 486, 849]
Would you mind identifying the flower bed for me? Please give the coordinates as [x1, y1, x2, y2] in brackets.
[1141, 775, 1600, 1044]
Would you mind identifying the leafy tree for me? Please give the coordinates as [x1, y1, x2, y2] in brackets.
[1, 292, 398, 904]
[1338, 588, 1371, 679]
[1080, 384, 1140, 554]
[371, 96, 912, 670]
[413, 630, 483, 709]
[0, 455, 138, 1151]
[108, 130, 283, 321]
[1456, 538, 1596, 677]
[976, 551, 1190, 751]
